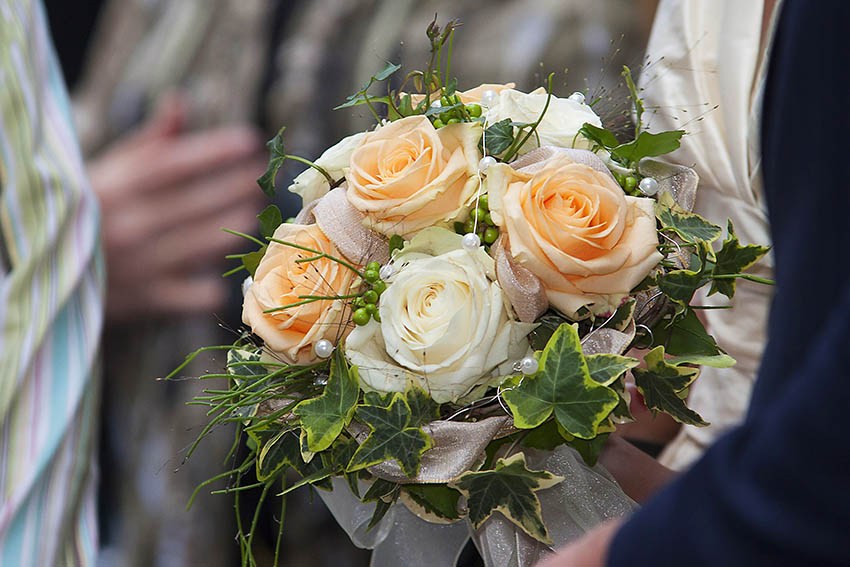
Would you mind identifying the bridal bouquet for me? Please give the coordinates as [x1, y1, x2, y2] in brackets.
[169, 19, 770, 566]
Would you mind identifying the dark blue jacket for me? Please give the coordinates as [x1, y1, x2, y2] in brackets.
[609, 1, 850, 564]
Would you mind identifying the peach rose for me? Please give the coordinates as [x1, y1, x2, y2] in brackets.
[242, 223, 359, 365]
[487, 152, 662, 317]
[345, 116, 481, 238]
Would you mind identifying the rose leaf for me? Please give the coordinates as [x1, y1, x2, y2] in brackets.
[347, 394, 433, 478]
[612, 130, 685, 165]
[293, 347, 359, 453]
[709, 220, 771, 299]
[451, 453, 563, 544]
[632, 345, 708, 426]
[584, 354, 639, 386]
[257, 204, 283, 239]
[502, 324, 619, 439]
[479, 118, 514, 156]
[403, 484, 462, 521]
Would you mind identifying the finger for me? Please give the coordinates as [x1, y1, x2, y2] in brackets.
[124, 126, 264, 194]
[135, 93, 187, 141]
[103, 158, 267, 252]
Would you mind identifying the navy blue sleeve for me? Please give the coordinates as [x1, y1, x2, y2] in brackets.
[608, 2, 850, 565]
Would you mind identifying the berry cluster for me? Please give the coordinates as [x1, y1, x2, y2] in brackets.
[430, 93, 483, 129]
[454, 194, 499, 248]
[352, 261, 387, 326]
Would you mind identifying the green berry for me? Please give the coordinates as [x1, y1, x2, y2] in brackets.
[366, 261, 381, 272]
[464, 218, 476, 233]
[432, 119, 445, 129]
[613, 172, 625, 186]
[366, 303, 378, 316]
[447, 118, 460, 124]
[478, 194, 489, 209]
[352, 308, 371, 326]
[441, 95, 451, 107]
[363, 290, 379, 304]
[468, 104, 482, 118]
[474, 207, 487, 222]
[483, 227, 499, 244]
[484, 212, 493, 226]
[372, 280, 387, 296]
[624, 176, 637, 191]
[353, 297, 366, 308]
[363, 269, 379, 284]
[373, 311, 382, 323]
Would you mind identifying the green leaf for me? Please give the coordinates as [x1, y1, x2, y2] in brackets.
[566, 432, 609, 467]
[257, 430, 297, 481]
[527, 312, 569, 351]
[584, 354, 639, 386]
[709, 220, 770, 298]
[257, 127, 286, 197]
[667, 353, 736, 368]
[361, 478, 400, 531]
[612, 130, 685, 165]
[632, 346, 707, 426]
[257, 205, 283, 239]
[601, 298, 635, 332]
[333, 93, 393, 111]
[578, 123, 619, 148]
[423, 101, 464, 117]
[502, 324, 619, 439]
[363, 390, 393, 407]
[373, 61, 403, 82]
[404, 384, 440, 427]
[657, 268, 708, 309]
[451, 453, 563, 544]
[480, 118, 514, 155]
[293, 347, 360, 452]
[242, 249, 265, 277]
[664, 309, 723, 356]
[347, 394, 433, 478]
[335, 61, 401, 110]
[520, 419, 568, 452]
[656, 193, 723, 244]
[404, 484, 462, 521]
[226, 348, 265, 378]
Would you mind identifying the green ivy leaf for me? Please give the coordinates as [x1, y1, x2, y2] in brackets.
[479, 118, 514, 155]
[632, 346, 707, 426]
[257, 205, 283, 239]
[657, 268, 709, 310]
[709, 220, 770, 298]
[451, 453, 563, 544]
[566, 432, 610, 467]
[667, 353, 736, 368]
[403, 484, 462, 521]
[655, 192, 722, 244]
[601, 298, 635, 332]
[502, 324, 619, 439]
[257, 430, 297, 481]
[404, 384, 441, 427]
[527, 312, 569, 351]
[361, 478, 400, 531]
[520, 419, 569, 452]
[612, 130, 685, 165]
[242, 249, 265, 277]
[226, 348, 265, 379]
[578, 123, 620, 148]
[293, 347, 359, 452]
[347, 394, 433, 478]
[663, 309, 723, 356]
[584, 354, 639, 386]
[257, 127, 286, 197]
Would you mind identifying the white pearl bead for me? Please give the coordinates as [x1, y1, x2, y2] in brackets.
[638, 177, 659, 196]
[461, 232, 481, 251]
[480, 89, 498, 108]
[519, 356, 539, 375]
[430, 99, 442, 108]
[314, 339, 334, 359]
[478, 156, 497, 172]
[241, 276, 253, 297]
[379, 264, 395, 280]
[567, 91, 586, 104]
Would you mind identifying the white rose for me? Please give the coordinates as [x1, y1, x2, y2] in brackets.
[486, 89, 602, 154]
[287, 131, 366, 205]
[345, 228, 535, 403]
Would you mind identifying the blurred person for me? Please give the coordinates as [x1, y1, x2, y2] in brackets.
[540, 0, 850, 563]
[0, 0, 103, 565]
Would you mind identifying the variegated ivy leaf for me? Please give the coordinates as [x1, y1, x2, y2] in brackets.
[293, 347, 359, 452]
[361, 478, 400, 531]
[257, 126, 286, 197]
[451, 453, 563, 544]
[601, 298, 635, 332]
[403, 484, 462, 522]
[585, 354, 639, 386]
[632, 346, 708, 426]
[347, 393, 433, 478]
[404, 383, 441, 427]
[502, 324, 619, 439]
[709, 220, 771, 299]
[655, 191, 722, 244]
[663, 309, 723, 356]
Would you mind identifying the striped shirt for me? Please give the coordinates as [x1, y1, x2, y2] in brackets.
[0, 1, 104, 565]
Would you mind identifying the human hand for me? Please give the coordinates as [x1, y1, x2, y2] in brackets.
[535, 518, 623, 567]
[88, 96, 267, 321]
[597, 434, 675, 504]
